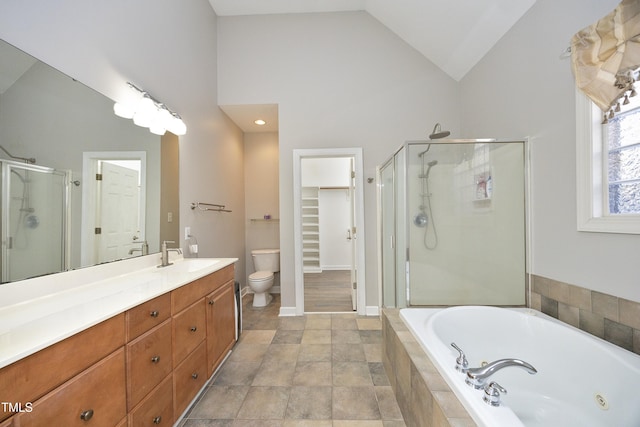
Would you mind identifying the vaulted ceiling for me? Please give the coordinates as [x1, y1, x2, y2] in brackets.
[209, 0, 537, 132]
[208, 0, 536, 82]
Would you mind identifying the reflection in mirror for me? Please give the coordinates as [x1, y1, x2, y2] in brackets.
[0, 38, 178, 283]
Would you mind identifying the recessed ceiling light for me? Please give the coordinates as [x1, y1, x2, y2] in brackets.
[254, 119, 266, 126]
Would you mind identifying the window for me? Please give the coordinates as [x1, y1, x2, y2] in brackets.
[576, 90, 640, 234]
[605, 108, 640, 214]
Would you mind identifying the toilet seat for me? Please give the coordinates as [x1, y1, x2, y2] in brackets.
[249, 271, 273, 282]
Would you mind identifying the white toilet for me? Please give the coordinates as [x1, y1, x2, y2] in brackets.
[248, 248, 280, 307]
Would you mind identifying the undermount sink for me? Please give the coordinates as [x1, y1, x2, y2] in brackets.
[163, 258, 220, 273]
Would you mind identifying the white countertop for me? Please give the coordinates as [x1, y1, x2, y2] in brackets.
[0, 254, 237, 369]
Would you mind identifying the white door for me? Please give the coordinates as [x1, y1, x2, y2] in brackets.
[349, 158, 357, 311]
[97, 162, 140, 263]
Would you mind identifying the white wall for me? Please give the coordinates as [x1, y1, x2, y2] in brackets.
[460, 0, 640, 302]
[218, 11, 461, 310]
[0, 0, 247, 282]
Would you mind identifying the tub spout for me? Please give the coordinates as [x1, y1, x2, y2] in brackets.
[465, 358, 537, 389]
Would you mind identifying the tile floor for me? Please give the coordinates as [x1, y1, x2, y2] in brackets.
[178, 294, 406, 426]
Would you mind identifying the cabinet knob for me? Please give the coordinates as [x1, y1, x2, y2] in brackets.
[80, 409, 94, 421]
[151, 356, 160, 363]
[150, 310, 159, 318]
[190, 326, 197, 332]
[208, 299, 215, 305]
[191, 373, 199, 379]
[153, 416, 162, 424]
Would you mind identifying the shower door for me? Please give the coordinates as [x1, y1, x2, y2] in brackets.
[406, 140, 527, 306]
[1, 161, 70, 283]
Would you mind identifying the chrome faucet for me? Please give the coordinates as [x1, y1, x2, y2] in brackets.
[128, 240, 149, 255]
[159, 240, 182, 267]
[465, 358, 537, 389]
[451, 343, 469, 373]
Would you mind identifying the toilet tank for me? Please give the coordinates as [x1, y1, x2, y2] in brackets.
[251, 248, 280, 272]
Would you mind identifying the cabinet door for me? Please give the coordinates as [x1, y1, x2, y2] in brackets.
[126, 319, 172, 409]
[16, 348, 126, 427]
[172, 299, 206, 367]
[173, 342, 207, 419]
[206, 280, 236, 376]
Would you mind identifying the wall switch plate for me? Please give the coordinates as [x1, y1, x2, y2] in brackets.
[185, 226, 191, 240]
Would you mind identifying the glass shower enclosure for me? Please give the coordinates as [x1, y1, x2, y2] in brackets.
[1, 160, 70, 283]
[378, 139, 528, 307]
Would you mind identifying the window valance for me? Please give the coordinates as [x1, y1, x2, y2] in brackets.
[571, 0, 640, 123]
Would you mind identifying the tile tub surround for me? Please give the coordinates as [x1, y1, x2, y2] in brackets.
[382, 309, 477, 427]
[530, 274, 640, 355]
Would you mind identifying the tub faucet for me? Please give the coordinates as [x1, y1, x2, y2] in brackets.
[450, 343, 469, 373]
[159, 240, 182, 267]
[465, 358, 537, 389]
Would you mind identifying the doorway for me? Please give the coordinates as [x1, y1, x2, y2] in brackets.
[293, 148, 366, 315]
[81, 151, 146, 267]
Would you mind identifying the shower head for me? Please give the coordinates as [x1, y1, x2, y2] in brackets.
[429, 123, 450, 140]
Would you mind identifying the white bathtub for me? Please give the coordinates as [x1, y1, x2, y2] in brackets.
[400, 306, 640, 427]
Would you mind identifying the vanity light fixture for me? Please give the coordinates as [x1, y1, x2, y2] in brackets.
[113, 82, 187, 136]
[254, 119, 266, 126]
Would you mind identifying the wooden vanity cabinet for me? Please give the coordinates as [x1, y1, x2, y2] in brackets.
[0, 314, 125, 422]
[16, 348, 127, 427]
[206, 279, 236, 376]
[1, 262, 236, 426]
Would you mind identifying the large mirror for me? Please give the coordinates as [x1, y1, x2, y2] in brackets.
[0, 38, 179, 283]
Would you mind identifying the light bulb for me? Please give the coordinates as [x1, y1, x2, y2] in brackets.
[113, 102, 135, 119]
[167, 116, 187, 135]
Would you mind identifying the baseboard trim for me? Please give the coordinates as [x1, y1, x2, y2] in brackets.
[279, 306, 298, 317]
[366, 305, 380, 316]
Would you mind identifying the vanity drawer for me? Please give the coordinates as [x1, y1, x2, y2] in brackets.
[126, 293, 171, 340]
[0, 313, 125, 421]
[128, 374, 173, 427]
[171, 265, 234, 313]
[172, 299, 206, 366]
[173, 341, 207, 419]
[16, 348, 127, 427]
[126, 319, 172, 409]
